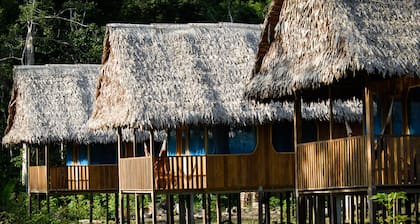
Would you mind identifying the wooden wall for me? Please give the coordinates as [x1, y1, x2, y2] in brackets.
[120, 157, 153, 192]
[29, 166, 47, 193]
[206, 125, 295, 191]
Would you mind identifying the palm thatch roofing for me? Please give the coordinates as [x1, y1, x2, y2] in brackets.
[246, 0, 419, 100]
[88, 23, 363, 131]
[2, 64, 157, 146]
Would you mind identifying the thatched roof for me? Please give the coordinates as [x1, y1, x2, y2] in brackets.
[2, 65, 158, 145]
[246, 0, 420, 100]
[88, 23, 363, 130]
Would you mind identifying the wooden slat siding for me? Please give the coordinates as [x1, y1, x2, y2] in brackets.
[29, 166, 47, 193]
[373, 135, 420, 185]
[49, 166, 68, 190]
[88, 165, 118, 191]
[296, 136, 368, 190]
[207, 126, 294, 191]
[154, 155, 207, 190]
[120, 157, 153, 191]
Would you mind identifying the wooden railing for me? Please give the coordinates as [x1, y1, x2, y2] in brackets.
[297, 136, 368, 190]
[154, 155, 207, 190]
[373, 135, 420, 185]
[120, 157, 153, 191]
[29, 166, 47, 193]
[49, 165, 118, 191]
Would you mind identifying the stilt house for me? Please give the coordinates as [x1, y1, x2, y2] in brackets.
[2, 65, 122, 201]
[246, 0, 420, 223]
[88, 22, 364, 223]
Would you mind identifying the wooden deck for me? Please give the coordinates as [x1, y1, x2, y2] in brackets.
[297, 135, 420, 192]
[29, 165, 118, 193]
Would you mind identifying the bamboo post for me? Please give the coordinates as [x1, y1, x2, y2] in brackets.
[216, 194, 221, 224]
[149, 130, 157, 224]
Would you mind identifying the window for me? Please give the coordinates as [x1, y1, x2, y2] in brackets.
[66, 144, 88, 165]
[90, 144, 117, 164]
[392, 100, 403, 135]
[373, 94, 383, 137]
[272, 122, 294, 152]
[188, 127, 205, 155]
[301, 121, 317, 143]
[408, 86, 420, 135]
[167, 130, 177, 156]
[208, 125, 256, 154]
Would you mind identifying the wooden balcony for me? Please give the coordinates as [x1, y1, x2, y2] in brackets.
[373, 135, 420, 186]
[296, 135, 420, 192]
[119, 149, 294, 192]
[29, 165, 118, 193]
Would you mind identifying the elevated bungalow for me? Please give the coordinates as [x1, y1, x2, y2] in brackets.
[2, 64, 148, 221]
[246, 0, 420, 223]
[88, 22, 363, 223]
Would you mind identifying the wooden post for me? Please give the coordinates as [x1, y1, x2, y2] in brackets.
[89, 193, 93, 224]
[188, 194, 194, 224]
[329, 86, 334, 140]
[133, 129, 137, 157]
[237, 193, 241, 224]
[228, 194, 232, 223]
[25, 144, 31, 215]
[106, 193, 109, 224]
[135, 194, 139, 224]
[216, 194, 222, 224]
[364, 87, 376, 224]
[115, 192, 119, 223]
[117, 128, 123, 224]
[258, 190, 263, 224]
[180, 195, 187, 224]
[294, 93, 303, 223]
[167, 194, 174, 224]
[141, 194, 145, 224]
[126, 194, 130, 224]
[286, 192, 291, 224]
[207, 193, 212, 223]
[45, 145, 50, 214]
[202, 193, 207, 224]
[151, 193, 157, 224]
[265, 193, 271, 224]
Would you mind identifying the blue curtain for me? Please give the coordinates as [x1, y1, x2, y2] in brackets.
[188, 127, 205, 155]
[409, 87, 420, 135]
[208, 126, 229, 154]
[168, 130, 177, 156]
[228, 126, 256, 154]
[272, 122, 294, 152]
[392, 100, 403, 135]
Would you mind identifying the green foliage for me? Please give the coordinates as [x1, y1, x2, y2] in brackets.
[371, 192, 409, 224]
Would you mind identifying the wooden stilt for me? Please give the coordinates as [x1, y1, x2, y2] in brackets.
[286, 192, 291, 224]
[106, 193, 109, 224]
[151, 193, 157, 224]
[89, 193, 93, 224]
[180, 195, 187, 224]
[141, 194, 145, 224]
[207, 194, 212, 224]
[120, 193, 124, 224]
[135, 194, 139, 224]
[216, 194, 222, 224]
[126, 194, 130, 224]
[330, 195, 337, 224]
[114, 193, 119, 223]
[167, 194, 174, 224]
[265, 193, 270, 224]
[202, 193, 207, 224]
[237, 193, 241, 224]
[308, 196, 313, 224]
[414, 194, 419, 223]
[28, 193, 32, 215]
[360, 194, 365, 224]
[188, 194, 194, 224]
[258, 191, 263, 224]
[37, 194, 41, 212]
[279, 193, 283, 224]
[315, 195, 325, 224]
[228, 194, 232, 223]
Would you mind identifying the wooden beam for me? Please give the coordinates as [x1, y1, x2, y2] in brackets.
[294, 92, 302, 221]
[364, 87, 376, 224]
[117, 128, 123, 224]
